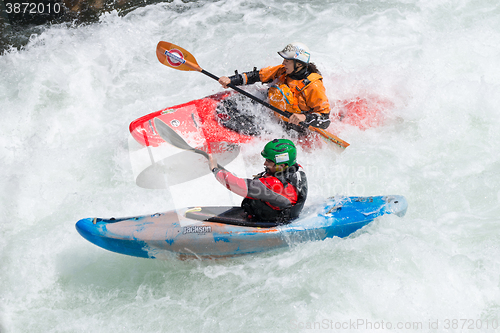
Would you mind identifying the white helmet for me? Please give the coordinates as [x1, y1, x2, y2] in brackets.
[278, 42, 310, 64]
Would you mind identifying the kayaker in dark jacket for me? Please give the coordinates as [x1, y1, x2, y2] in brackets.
[218, 42, 331, 132]
[208, 139, 308, 223]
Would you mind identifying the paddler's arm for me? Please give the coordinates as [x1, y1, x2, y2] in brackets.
[302, 112, 331, 129]
[289, 112, 330, 128]
[289, 114, 306, 125]
[218, 67, 261, 88]
[208, 154, 293, 208]
[295, 81, 332, 129]
[208, 154, 220, 174]
[208, 154, 249, 197]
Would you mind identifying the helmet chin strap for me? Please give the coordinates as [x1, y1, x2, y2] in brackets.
[265, 164, 286, 175]
[275, 164, 287, 173]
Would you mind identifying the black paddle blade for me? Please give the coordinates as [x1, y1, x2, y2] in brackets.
[153, 118, 209, 159]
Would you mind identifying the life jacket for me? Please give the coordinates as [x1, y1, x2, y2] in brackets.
[268, 73, 323, 118]
[242, 165, 308, 223]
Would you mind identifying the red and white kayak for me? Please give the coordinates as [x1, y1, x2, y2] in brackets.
[129, 90, 391, 152]
[130, 91, 253, 153]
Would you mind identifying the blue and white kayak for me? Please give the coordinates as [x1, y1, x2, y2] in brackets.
[75, 195, 408, 259]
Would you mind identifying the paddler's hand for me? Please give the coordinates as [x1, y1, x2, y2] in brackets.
[208, 154, 218, 172]
[289, 113, 306, 125]
[218, 76, 231, 88]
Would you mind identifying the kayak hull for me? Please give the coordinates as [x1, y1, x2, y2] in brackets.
[129, 91, 393, 152]
[76, 195, 408, 259]
[129, 91, 254, 152]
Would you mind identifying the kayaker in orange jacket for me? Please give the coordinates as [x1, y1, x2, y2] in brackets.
[218, 42, 331, 132]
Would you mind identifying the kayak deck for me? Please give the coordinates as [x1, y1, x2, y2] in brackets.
[185, 206, 290, 228]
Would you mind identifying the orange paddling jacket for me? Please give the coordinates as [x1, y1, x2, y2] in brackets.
[228, 64, 331, 129]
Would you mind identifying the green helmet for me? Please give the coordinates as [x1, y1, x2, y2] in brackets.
[261, 139, 297, 166]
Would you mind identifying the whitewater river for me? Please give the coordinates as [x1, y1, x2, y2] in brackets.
[1, 0, 500, 332]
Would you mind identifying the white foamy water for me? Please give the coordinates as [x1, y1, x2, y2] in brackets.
[1, 0, 500, 332]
